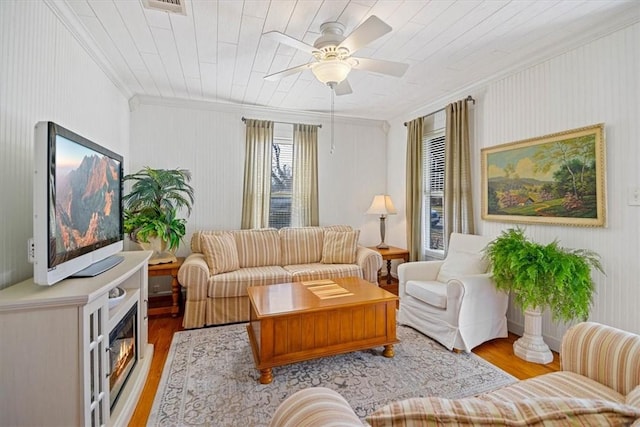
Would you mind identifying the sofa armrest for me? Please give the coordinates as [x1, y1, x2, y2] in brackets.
[269, 387, 363, 427]
[366, 396, 640, 427]
[177, 253, 210, 302]
[397, 261, 444, 298]
[356, 245, 383, 284]
[450, 273, 509, 332]
[561, 322, 640, 396]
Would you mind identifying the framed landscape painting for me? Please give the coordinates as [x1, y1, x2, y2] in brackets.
[481, 124, 605, 227]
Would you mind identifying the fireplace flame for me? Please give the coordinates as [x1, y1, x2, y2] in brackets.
[110, 337, 135, 389]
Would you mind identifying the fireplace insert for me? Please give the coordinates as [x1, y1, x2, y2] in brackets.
[108, 303, 137, 410]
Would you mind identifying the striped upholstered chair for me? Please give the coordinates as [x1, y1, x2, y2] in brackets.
[270, 322, 640, 426]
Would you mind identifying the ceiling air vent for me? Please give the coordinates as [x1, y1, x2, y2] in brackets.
[142, 0, 186, 15]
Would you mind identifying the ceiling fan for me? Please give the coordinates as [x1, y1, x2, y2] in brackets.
[263, 15, 409, 95]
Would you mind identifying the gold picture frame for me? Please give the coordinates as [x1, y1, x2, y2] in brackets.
[481, 124, 606, 227]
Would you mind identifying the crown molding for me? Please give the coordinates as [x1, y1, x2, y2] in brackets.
[44, 0, 132, 100]
[129, 94, 387, 129]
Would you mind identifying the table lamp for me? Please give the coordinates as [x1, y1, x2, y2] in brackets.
[366, 195, 397, 249]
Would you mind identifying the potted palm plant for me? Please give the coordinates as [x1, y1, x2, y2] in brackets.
[123, 167, 194, 264]
[484, 227, 603, 364]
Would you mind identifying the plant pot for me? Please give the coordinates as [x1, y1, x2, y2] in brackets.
[139, 236, 177, 265]
[513, 307, 553, 364]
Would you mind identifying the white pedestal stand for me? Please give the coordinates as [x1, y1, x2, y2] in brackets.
[513, 307, 553, 364]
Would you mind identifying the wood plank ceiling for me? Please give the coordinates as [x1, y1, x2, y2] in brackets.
[61, 0, 640, 120]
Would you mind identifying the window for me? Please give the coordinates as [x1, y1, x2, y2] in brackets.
[243, 120, 317, 229]
[422, 128, 445, 255]
[269, 125, 293, 228]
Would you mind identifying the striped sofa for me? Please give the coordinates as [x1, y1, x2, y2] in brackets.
[178, 225, 383, 329]
[270, 322, 640, 426]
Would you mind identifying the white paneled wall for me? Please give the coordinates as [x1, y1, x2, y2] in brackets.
[0, 1, 129, 290]
[480, 23, 640, 349]
[129, 101, 244, 239]
[129, 97, 388, 258]
[387, 23, 640, 350]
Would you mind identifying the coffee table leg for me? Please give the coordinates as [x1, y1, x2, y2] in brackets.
[383, 344, 394, 358]
[259, 368, 273, 384]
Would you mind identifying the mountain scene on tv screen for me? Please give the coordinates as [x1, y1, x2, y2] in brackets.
[55, 154, 120, 252]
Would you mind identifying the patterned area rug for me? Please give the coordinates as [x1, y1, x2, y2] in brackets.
[148, 323, 516, 426]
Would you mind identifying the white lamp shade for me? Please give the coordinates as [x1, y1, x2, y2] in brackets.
[366, 195, 397, 215]
[311, 60, 351, 85]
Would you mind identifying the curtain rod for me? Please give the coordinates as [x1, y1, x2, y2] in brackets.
[403, 95, 476, 127]
[241, 116, 322, 128]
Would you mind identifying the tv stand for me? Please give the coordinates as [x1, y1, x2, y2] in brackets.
[0, 251, 153, 426]
[71, 254, 125, 278]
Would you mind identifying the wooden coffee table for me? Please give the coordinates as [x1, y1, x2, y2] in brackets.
[246, 276, 399, 384]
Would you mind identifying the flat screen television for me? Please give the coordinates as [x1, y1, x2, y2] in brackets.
[33, 122, 124, 286]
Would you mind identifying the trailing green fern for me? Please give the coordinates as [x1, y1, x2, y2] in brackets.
[484, 227, 603, 323]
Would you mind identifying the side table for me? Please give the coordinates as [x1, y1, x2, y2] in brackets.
[147, 257, 184, 317]
[368, 246, 410, 285]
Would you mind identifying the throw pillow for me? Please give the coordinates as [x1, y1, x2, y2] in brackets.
[366, 396, 640, 427]
[200, 232, 240, 275]
[436, 250, 488, 283]
[436, 233, 490, 283]
[321, 230, 359, 264]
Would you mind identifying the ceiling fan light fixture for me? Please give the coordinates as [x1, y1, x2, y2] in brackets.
[312, 60, 351, 85]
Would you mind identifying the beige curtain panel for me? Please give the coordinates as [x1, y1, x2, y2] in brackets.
[291, 124, 319, 227]
[405, 117, 424, 262]
[444, 100, 475, 246]
[241, 119, 274, 229]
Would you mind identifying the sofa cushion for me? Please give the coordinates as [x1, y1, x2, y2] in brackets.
[322, 230, 359, 264]
[233, 228, 281, 267]
[208, 266, 291, 298]
[405, 280, 447, 309]
[200, 232, 240, 275]
[366, 396, 640, 427]
[279, 227, 324, 265]
[284, 263, 362, 282]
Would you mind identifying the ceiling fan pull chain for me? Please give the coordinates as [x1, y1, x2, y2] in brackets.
[330, 86, 335, 154]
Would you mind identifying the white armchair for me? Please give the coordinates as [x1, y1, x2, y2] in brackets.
[397, 233, 508, 352]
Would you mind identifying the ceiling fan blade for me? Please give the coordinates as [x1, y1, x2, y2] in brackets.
[338, 15, 392, 55]
[263, 31, 318, 55]
[334, 79, 353, 96]
[264, 62, 314, 81]
[352, 57, 409, 77]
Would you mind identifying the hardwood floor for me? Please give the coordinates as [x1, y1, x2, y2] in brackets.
[129, 312, 560, 426]
[130, 314, 184, 426]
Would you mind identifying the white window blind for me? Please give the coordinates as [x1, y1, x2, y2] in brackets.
[422, 131, 445, 254]
[269, 124, 293, 228]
